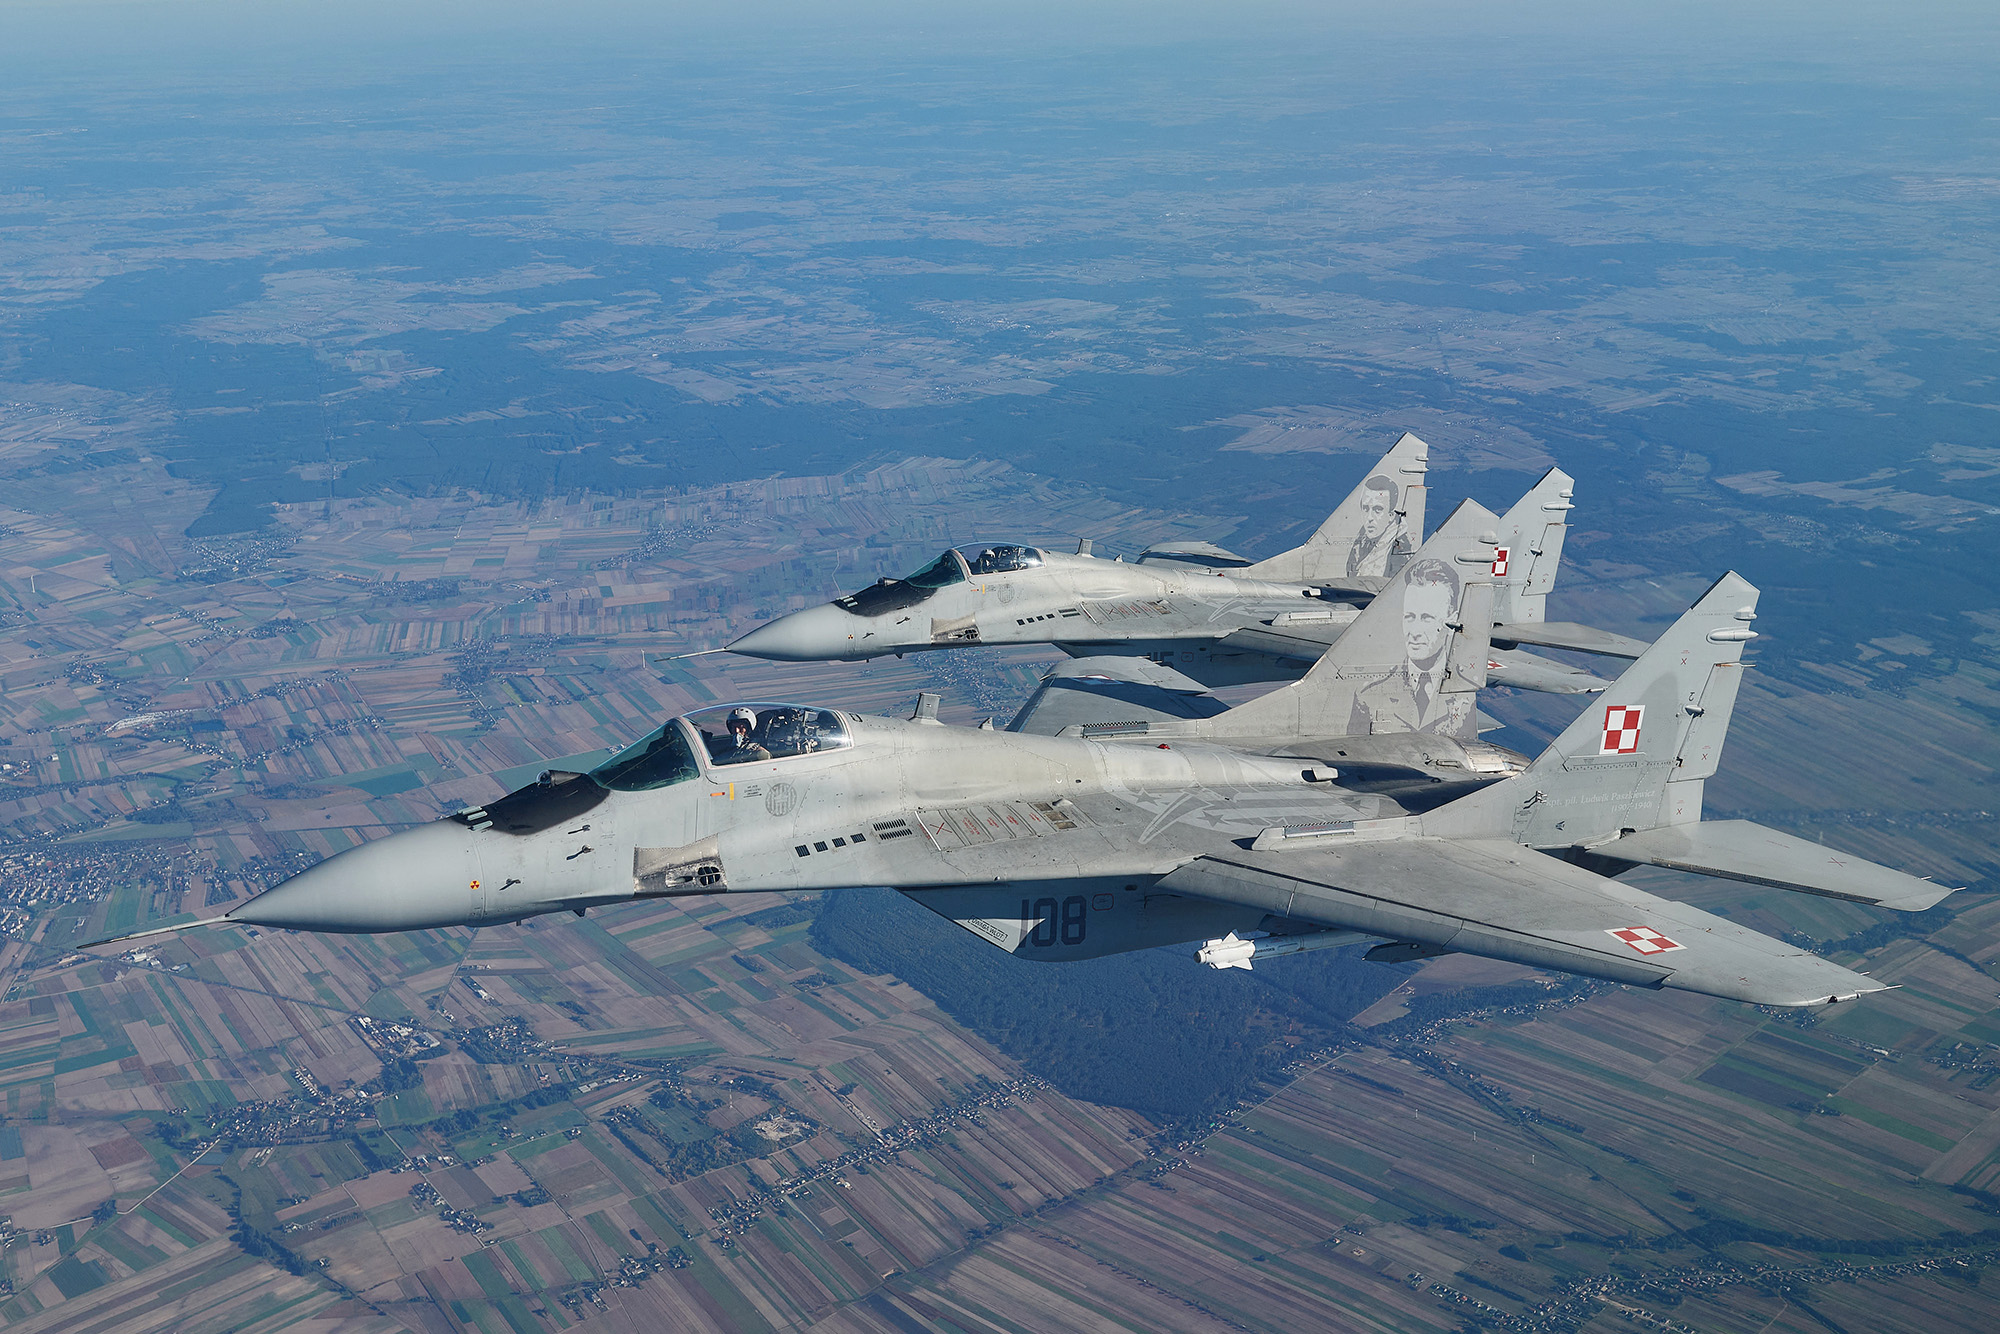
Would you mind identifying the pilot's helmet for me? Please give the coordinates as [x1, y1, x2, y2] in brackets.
[728, 706, 758, 736]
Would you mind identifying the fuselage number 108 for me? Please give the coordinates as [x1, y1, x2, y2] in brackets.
[1022, 896, 1087, 948]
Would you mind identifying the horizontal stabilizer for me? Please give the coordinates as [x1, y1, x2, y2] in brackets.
[1586, 821, 1957, 912]
[1483, 647, 1612, 695]
[1492, 620, 1650, 659]
[1159, 838, 1887, 1007]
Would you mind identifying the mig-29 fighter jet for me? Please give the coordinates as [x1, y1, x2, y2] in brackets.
[725, 432, 1636, 696]
[93, 511, 1949, 1010]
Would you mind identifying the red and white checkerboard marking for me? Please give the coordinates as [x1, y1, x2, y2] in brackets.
[1607, 926, 1684, 955]
[1490, 546, 1510, 578]
[1600, 703, 1644, 754]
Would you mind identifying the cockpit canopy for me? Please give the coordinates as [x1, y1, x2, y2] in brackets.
[966, 544, 1043, 575]
[589, 703, 855, 789]
[832, 545, 1044, 617]
[685, 702, 853, 767]
[589, 722, 702, 791]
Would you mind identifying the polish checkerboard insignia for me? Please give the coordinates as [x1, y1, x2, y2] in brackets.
[1491, 546, 1510, 578]
[1600, 704, 1643, 754]
[1607, 926, 1684, 955]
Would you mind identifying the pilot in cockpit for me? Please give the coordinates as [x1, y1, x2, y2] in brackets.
[719, 706, 772, 763]
[968, 545, 1042, 576]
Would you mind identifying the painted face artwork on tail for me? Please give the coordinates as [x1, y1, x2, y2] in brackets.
[1346, 555, 1475, 740]
[1346, 474, 1403, 578]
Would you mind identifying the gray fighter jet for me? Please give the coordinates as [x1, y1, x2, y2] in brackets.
[94, 517, 1949, 1009]
[725, 433, 1635, 695]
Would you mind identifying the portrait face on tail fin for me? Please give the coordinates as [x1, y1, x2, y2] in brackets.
[1347, 555, 1474, 739]
[1400, 557, 1459, 672]
[1346, 475, 1404, 577]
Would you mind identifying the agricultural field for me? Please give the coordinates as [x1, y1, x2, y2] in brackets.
[2, 444, 1998, 1332]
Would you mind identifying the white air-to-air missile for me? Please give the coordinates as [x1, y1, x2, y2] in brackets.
[93, 506, 1953, 1010]
[1195, 929, 1366, 970]
[723, 432, 1643, 695]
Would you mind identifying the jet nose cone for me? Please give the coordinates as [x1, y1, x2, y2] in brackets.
[231, 819, 483, 934]
[728, 603, 871, 661]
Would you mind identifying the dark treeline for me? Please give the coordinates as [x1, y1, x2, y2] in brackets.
[1651, 1217, 2000, 1259]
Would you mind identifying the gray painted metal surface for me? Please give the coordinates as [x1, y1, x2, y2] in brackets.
[723, 435, 1634, 693]
[90, 562, 1951, 1013]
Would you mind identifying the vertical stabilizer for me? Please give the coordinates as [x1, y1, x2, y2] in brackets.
[1242, 432, 1429, 587]
[1423, 572, 1760, 845]
[1205, 499, 1498, 740]
[1491, 467, 1573, 626]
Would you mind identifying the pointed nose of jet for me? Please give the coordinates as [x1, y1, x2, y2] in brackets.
[728, 602, 872, 661]
[229, 819, 485, 934]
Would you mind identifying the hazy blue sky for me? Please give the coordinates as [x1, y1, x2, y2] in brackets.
[6, 1, 1998, 76]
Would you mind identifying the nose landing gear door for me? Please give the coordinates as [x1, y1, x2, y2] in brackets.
[634, 835, 729, 897]
[930, 613, 980, 645]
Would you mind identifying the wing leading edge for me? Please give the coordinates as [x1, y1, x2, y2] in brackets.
[1156, 837, 1887, 1007]
[1006, 656, 1227, 736]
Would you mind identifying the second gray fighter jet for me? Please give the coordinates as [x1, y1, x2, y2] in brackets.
[725, 433, 1636, 695]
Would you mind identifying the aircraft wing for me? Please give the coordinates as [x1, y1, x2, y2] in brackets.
[1155, 837, 1887, 1007]
[1492, 620, 1650, 659]
[1212, 624, 1339, 660]
[745, 779, 1890, 1005]
[1006, 656, 1229, 736]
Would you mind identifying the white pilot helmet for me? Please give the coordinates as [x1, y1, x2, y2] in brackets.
[728, 706, 757, 730]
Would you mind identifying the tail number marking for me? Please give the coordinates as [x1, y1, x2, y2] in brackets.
[1491, 547, 1510, 578]
[1600, 704, 1644, 755]
[1022, 896, 1088, 948]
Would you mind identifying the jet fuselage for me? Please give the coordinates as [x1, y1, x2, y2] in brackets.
[727, 545, 1352, 686]
[223, 703, 1507, 953]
